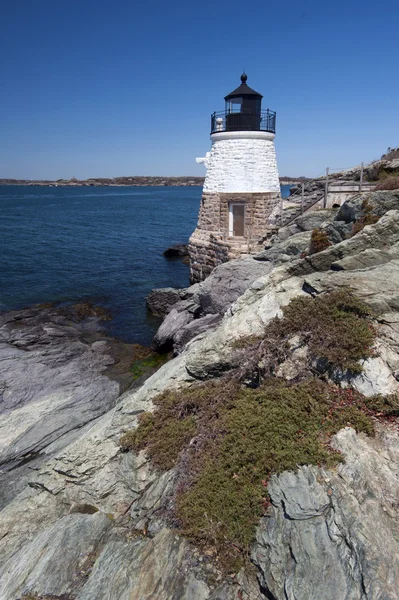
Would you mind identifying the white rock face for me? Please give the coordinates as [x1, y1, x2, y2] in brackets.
[253, 426, 399, 600]
[203, 131, 280, 193]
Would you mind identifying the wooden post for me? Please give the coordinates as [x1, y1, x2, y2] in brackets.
[324, 167, 329, 208]
[301, 182, 305, 214]
[359, 161, 364, 193]
[280, 195, 283, 224]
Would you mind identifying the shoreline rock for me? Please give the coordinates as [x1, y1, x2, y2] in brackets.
[0, 302, 146, 509]
[163, 243, 189, 258]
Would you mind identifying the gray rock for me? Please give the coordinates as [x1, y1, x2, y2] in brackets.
[198, 258, 273, 315]
[0, 306, 121, 508]
[76, 528, 211, 600]
[330, 246, 397, 271]
[254, 231, 311, 262]
[323, 220, 353, 244]
[153, 308, 194, 350]
[0, 512, 112, 599]
[335, 190, 399, 223]
[288, 209, 399, 277]
[304, 259, 399, 314]
[146, 287, 185, 317]
[275, 209, 336, 241]
[151, 258, 272, 349]
[173, 314, 223, 354]
[253, 427, 399, 600]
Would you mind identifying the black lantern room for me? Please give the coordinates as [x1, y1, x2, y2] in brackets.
[211, 74, 276, 134]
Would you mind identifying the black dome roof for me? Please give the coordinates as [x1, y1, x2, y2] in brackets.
[224, 73, 263, 101]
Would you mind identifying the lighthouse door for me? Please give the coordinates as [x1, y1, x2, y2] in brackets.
[229, 203, 245, 237]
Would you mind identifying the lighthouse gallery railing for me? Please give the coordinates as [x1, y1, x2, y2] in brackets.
[211, 109, 276, 134]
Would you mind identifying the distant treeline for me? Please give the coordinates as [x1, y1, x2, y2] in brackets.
[1, 175, 309, 187]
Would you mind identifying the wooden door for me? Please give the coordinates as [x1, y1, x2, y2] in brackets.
[232, 204, 245, 236]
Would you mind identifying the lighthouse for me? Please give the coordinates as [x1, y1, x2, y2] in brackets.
[189, 73, 280, 283]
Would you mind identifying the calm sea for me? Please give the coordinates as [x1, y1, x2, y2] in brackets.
[0, 184, 292, 344]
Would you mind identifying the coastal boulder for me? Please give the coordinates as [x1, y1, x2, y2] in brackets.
[274, 208, 336, 241]
[163, 243, 189, 258]
[146, 287, 185, 318]
[153, 308, 194, 350]
[197, 257, 273, 315]
[335, 190, 399, 223]
[173, 314, 223, 354]
[254, 231, 312, 262]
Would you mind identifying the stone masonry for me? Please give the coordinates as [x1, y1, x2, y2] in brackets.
[189, 191, 280, 282]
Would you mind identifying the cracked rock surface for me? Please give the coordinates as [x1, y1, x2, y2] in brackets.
[253, 426, 399, 600]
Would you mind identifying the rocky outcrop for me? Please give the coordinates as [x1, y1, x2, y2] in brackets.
[267, 208, 337, 242]
[253, 426, 399, 600]
[254, 230, 312, 262]
[146, 287, 187, 318]
[173, 314, 223, 354]
[1, 191, 399, 599]
[151, 258, 272, 351]
[153, 307, 194, 350]
[0, 305, 133, 509]
[197, 258, 273, 314]
[335, 190, 399, 223]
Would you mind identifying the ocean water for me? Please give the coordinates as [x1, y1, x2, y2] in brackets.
[0, 184, 292, 344]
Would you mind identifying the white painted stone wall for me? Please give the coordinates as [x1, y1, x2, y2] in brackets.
[199, 131, 280, 194]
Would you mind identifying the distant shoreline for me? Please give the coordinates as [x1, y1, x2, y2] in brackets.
[0, 176, 308, 187]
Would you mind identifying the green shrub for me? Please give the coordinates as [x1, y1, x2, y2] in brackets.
[232, 290, 377, 380]
[309, 228, 331, 255]
[364, 393, 399, 417]
[121, 377, 379, 572]
[271, 290, 376, 374]
[120, 411, 196, 470]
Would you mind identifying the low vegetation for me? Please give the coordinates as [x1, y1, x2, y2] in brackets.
[374, 176, 399, 191]
[352, 199, 380, 235]
[121, 375, 390, 572]
[381, 147, 399, 161]
[272, 290, 376, 373]
[308, 228, 332, 254]
[120, 290, 383, 571]
[237, 289, 377, 377]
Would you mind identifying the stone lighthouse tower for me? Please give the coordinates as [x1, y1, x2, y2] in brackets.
[189, 73, 280, 283]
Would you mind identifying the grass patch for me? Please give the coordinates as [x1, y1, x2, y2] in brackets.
[364, 393, 399, 417]
[120, 410, 196, 470]
[235, 290, 377, 378]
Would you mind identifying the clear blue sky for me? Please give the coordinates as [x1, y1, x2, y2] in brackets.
[1, 0, 398, 179]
